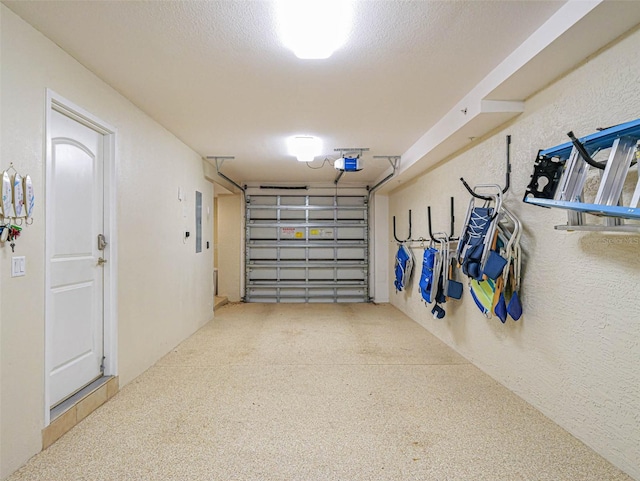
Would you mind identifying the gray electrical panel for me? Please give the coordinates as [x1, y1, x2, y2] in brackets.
[195, 191, 202, 253]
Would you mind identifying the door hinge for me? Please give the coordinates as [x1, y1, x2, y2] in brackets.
[100, 356, 106, 373]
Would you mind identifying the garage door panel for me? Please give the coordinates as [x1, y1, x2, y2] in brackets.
[280, 248, 306, 260]
[245, 195, 368, 303]
[308, 248, 335, 260]
[308, 211, 333, 221]
[248, 267, 277, 280]
[337, 247, 366, 259]
[247, 247, 277, 259]
[337, 211, 366, 220]
[336, 226, 366, 239]
[248, 209, 276, 220]
[280, 210, 306, 220]
[308, 268, 334, 280]
[247, 226, 277, 239]
[280, 268, 306, 280]
[337, 267, 367, 280]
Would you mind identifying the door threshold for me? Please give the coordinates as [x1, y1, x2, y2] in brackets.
[43, 376, 119, 450]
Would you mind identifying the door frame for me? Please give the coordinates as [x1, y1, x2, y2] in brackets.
[44, 90, 118, 426]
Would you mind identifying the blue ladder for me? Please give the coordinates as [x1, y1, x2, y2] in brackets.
[524, 119, 640, 231]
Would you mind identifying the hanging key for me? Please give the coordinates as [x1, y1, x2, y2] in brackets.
[7, 226, 20, 253]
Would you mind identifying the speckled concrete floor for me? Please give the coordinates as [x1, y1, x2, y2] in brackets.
[9, 303, 631, 480]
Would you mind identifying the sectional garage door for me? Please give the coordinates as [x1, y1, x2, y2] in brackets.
[245, 195, 368, 302]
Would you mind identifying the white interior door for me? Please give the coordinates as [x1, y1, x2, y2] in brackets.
[47, 108, 105, 407]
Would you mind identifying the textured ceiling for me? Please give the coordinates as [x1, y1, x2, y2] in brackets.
[5, 0, 567, 186]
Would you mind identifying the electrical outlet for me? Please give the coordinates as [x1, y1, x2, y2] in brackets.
[11, 256, 25, 277]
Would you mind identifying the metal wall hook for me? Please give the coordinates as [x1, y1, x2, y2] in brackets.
[427, 197, 458, 242]
[449, 196, 457, 240]
[393, 210, 412, 243]
[427, 206, 438, 243]
[567, 131, 605, 169]
[564, 131, 635, 170]
[460, 135, 512, 201]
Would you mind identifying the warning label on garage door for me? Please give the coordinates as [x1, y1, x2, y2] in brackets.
[280, 227, 305, 239]
[310, 228, 334, 238]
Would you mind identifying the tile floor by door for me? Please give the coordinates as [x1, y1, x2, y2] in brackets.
[8, 303, 631, 480]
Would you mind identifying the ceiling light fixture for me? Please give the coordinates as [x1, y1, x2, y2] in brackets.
[288, 135, 322, 162]
[275, 0, 353, 60]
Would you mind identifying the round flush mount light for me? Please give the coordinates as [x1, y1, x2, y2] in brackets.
[275, 0, 353, 59]
[288, 135, 322, 162]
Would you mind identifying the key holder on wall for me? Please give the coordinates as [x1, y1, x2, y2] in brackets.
[1, 162, 35, 252]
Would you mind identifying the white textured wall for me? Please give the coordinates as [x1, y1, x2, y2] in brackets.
[0, 6, 213, 478]
[0, 4, 4, 476]
[217, 193, 243, 302]
[388, 29, 640, 479]
[213, 197, 219, 269]
[371, 193, 390, 303]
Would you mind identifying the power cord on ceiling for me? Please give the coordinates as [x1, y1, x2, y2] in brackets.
[306, 157, 335, 169]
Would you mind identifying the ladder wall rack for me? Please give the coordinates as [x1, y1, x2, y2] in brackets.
[523, 118, 640, 232]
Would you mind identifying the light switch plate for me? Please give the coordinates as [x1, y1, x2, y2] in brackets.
[11, 256, 26, 277]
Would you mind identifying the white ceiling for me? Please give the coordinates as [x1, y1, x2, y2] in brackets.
[5, 0, 630, 188]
